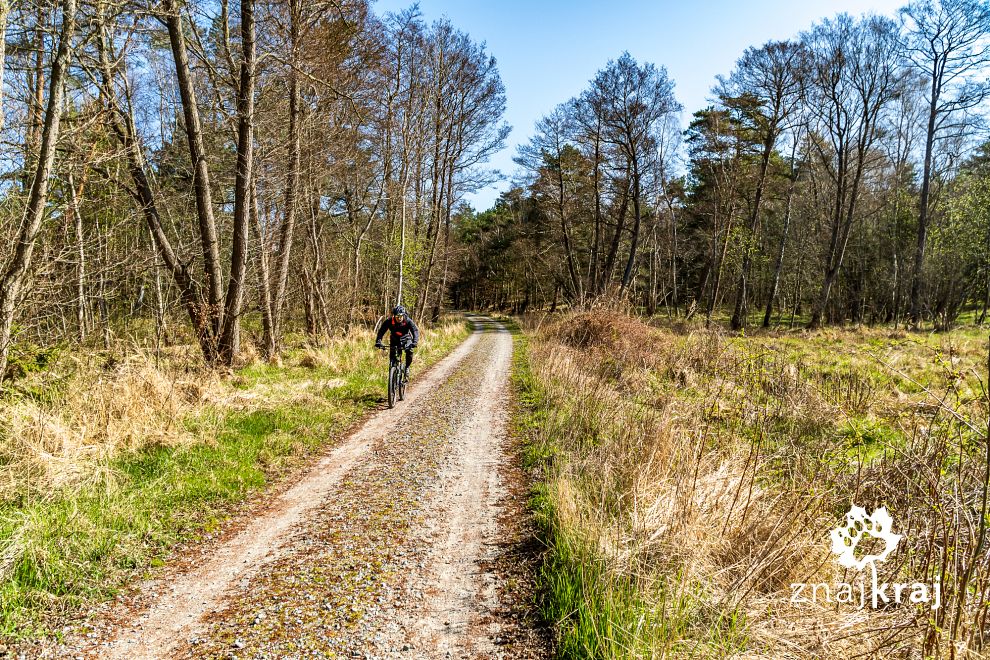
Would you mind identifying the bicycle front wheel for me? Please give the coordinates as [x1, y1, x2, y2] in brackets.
[388, 365, 398, 408]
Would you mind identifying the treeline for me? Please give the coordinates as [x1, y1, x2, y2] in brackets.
[453, 0, 990, 330]
[0, 0, 507, 375]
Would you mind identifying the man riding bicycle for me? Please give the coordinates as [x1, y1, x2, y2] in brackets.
[375, 305, 419, 381]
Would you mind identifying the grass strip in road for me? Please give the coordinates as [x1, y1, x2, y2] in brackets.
[0, 319, 471, 639]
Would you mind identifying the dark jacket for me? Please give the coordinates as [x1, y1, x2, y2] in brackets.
[376, 316, 420, 348]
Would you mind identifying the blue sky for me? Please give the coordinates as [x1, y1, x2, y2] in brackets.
[373, 0, 908, 209]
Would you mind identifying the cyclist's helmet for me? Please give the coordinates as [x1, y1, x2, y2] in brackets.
[392, 305, 407, 322]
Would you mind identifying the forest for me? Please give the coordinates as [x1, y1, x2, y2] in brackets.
[1, 0, 989, 377]
[456, 3, 990, 334]
[0, 0, 508, 375]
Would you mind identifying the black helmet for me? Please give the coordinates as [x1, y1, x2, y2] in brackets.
[392, 305, 407, 318]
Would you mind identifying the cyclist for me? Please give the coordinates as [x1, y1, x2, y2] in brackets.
[375, 305, 420, 381]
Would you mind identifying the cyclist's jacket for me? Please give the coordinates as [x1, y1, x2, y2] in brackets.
[376, 316, 420, 348]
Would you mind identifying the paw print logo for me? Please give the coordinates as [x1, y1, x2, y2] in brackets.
[829, 505, 901, 571]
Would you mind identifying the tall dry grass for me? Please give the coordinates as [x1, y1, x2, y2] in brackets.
[520, 310, 990, 658]
[0, 353, 220, 502]
[0, 319, 470, 504]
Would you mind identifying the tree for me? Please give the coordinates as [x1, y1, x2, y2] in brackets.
[515, 106, 586, 302]
[901, 0, 990, 325]
[217, 0, 256, 366]
[587, 53, 680, 295]
[162, 0, 225, 358]
[720, 40, 805, 330]
[803, 14, 904, 328]
[683, 107, 747, 323]
[0, 0, 77, 382]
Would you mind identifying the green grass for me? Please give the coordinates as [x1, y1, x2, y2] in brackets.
[0, 319, 471, 639]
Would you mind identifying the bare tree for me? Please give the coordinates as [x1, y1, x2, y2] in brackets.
[803, 14, 903, 328]
[763, 125, 806, 327]
[0, 0, 8, 138]
[902, 0, 990, 325]
[217, 0, 257, 366]
[162, 0, 224, 355]
[94, 3, 216, 362]
[259, 0, 303, 358]
[0, 0, 77, 382]
[588, 53, 680, 295]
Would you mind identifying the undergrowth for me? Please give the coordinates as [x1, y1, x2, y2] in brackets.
[513, 309, 990, 658]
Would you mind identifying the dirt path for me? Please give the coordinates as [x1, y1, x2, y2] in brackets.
[389, 316, 513, 657]
[55, 316, 546, 659]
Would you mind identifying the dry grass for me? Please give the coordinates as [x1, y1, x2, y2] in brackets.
[518, 310, 990, 658]
[0, 320, 470, 505]
[0, 355, 221, 502]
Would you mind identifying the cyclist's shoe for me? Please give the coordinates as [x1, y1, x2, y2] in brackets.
[403, 366, 410, 383]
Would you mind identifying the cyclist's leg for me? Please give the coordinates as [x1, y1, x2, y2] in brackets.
[390, 344, 401, 368]
[404, 348, 413, 380]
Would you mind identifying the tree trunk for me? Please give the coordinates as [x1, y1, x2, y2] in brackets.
[153, 250, 167, 345]
[416, 151, 453, 319]
[97, 9, 216, 361]
[732, 134, 775, 330]
[557, 157, 583, 303]
[981, 221, 990, 325]
[68, 170, 89, 341]
[435, 162, 456, 320]
[810, 156, 864, 329]
[706, 200, 738, 325]
[602, 177, 630, 291]
[763, 135, 799, 328]
[0, 0, 76, 383]
[268, 0, 302, 353]
[254, 185, 276, 358]
[762, 203, 793, 329]
[163, 0, 224, 341]
[27, 6, 46, 160]
[398, 168, 410, 304]
[0, 0, 9, 137]
[909, 85, 940, 327]
[809, 142, 850, 329]
[620, 157, 643, 293]
[218, 0, 256, 366]
[589, 127, 602, 295]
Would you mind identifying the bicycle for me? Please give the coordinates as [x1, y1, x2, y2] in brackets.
[377, 342, 409, 408]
